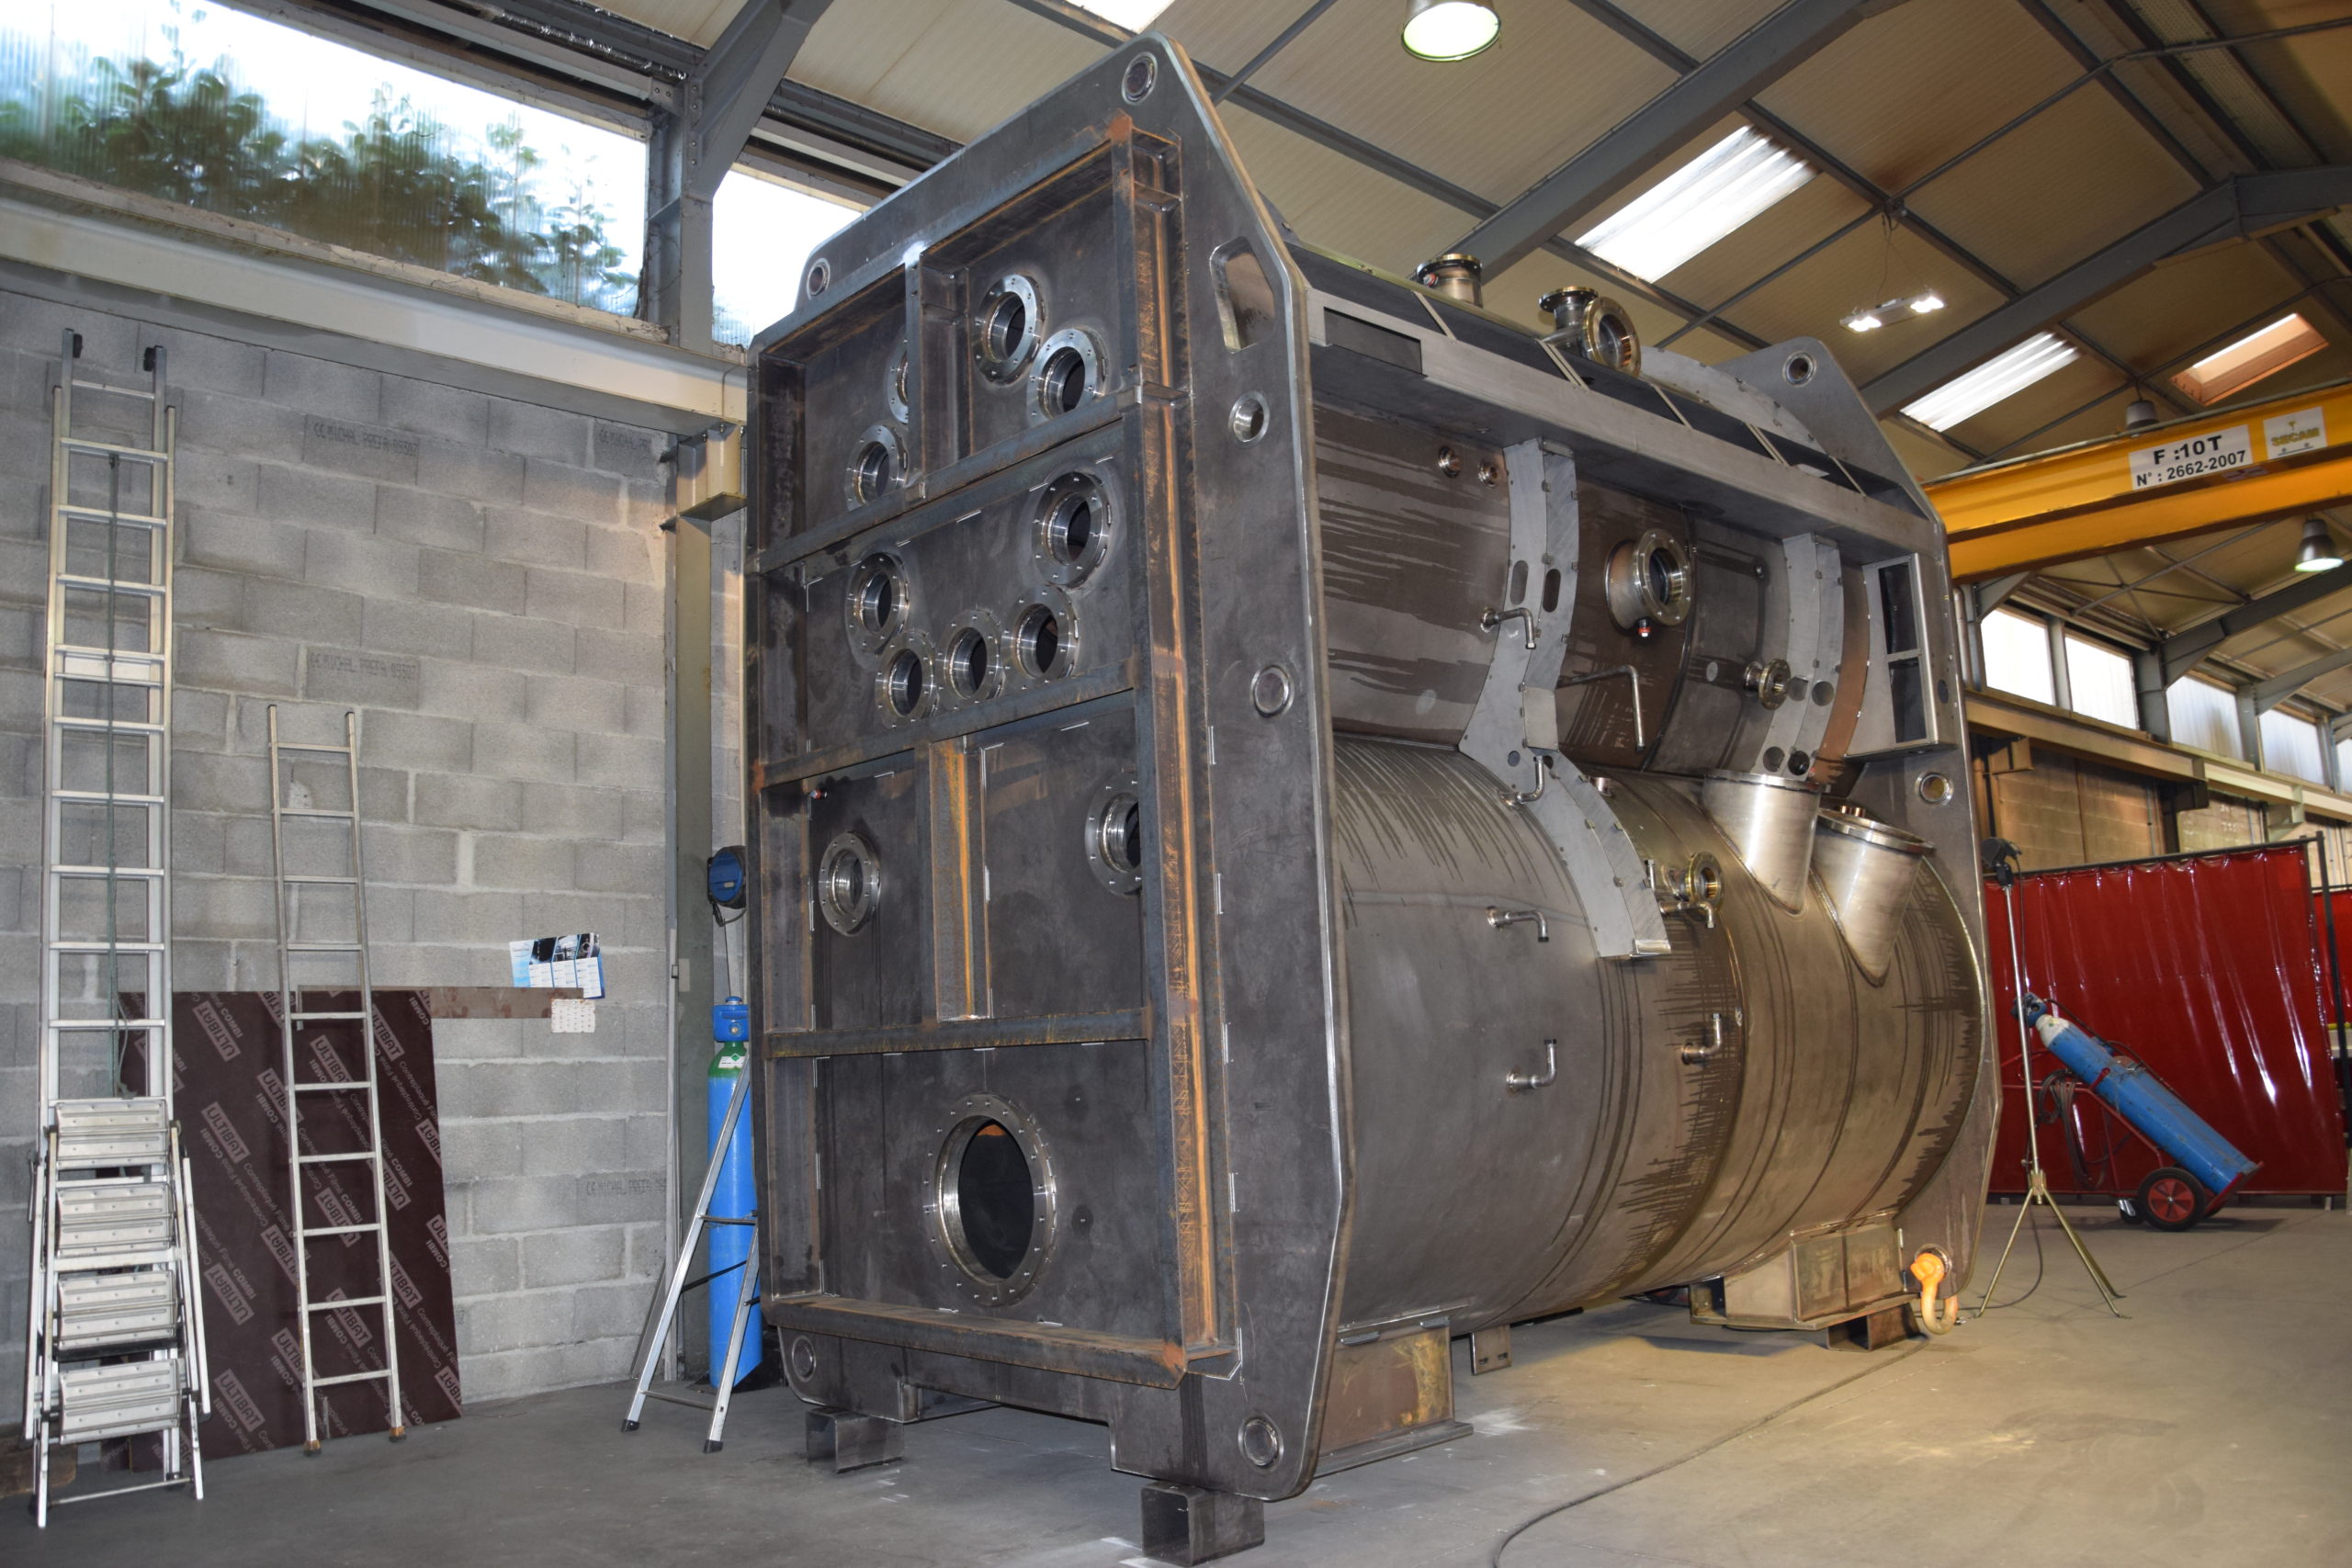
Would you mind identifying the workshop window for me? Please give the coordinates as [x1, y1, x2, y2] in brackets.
[1981, 608, 2055, 706]
[2064, 633, 2138, 728]
[1, 0, 645, 311]
[713, 164, 861, 346]
[2167, 677, 2244, 761]
[2260, 708, 2327, 785]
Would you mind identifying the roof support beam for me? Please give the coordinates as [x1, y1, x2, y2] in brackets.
[2249, 648, 2352, 715]
[2157, 562, 2352, 688]
[1862, 166, 2352, 414]
[641, 0, 835, 354]
[1451, 0, 1879, 277]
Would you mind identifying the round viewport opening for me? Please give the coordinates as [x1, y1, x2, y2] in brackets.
[955, 1122, 1033, 1279]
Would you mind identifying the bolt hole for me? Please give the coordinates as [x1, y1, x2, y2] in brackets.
[1230, 393, 1269, 443]
[1761, 746, 1787, 773]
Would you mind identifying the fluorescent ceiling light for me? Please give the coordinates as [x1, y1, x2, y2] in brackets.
[1576, 128, 1814, 282]
[1073, 0, 1175, 28]
[2172, 313, 2325, 406]
[1901, 333, 2080, 432]
[1402, 0, 1500, 61]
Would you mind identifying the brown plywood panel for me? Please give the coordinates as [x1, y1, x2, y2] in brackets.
[169, 991, 460, 1455]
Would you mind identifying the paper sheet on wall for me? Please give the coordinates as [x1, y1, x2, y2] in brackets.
[509, 932, 605, 998]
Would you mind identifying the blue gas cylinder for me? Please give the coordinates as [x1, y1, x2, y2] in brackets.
[706, 1020, 762, 1385]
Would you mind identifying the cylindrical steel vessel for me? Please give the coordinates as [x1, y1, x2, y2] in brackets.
[1334, 743, 1981, 1335]
[742, 36, 1995, 1538]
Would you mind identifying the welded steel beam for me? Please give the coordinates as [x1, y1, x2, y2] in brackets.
[2249, 646, 2352, 714]
[1451, 0, 1879, 277]
[1863, 167, 2352, 414]
[684, 0, 838, 201]
[2159, 562, 2352, 687]
[643, 0, 835, 352]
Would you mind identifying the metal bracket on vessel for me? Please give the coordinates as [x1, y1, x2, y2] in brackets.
[1459, 439, 1671, 959]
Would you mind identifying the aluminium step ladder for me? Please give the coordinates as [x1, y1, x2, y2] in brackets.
[622, 1064, 763, 1451]
[23, 333, 212, 1524]
[266, 705, 406, 1452]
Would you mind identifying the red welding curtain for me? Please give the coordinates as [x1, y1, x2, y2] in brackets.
[1984, 845, 2346, 1198]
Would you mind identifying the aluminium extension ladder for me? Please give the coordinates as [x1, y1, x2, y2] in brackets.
[23, 333, 212, 1523]
[266, 705, 406, 1452]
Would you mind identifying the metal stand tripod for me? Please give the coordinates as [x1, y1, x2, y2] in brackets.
[621, 1065, 762, 1451]
[1973, 853, 2124, 1318]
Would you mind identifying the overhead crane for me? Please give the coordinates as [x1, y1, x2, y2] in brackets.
[1924, 378, 2352, 581]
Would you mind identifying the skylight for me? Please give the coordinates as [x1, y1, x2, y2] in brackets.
[1576, 128, 1815, 282]
[1072, 0, 1175, 28]
[2171, 313, 2326, 405]
[1902, 333, 2080, 432]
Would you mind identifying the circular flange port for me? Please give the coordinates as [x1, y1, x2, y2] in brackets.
[974, 275, 1042, 384]
[1121, 52, 1158, 103]
[1033, 470, 1115, 588]
[816, 831, 881, 935]
[806, 257, 831, 299]
[939, 610, 1008, 707]
[1603, 528, 1693, 631]
[931, 1093, 1057, 1305]
[1085, 774, 1146, 897]
[846, 423, 906, 508]
[874, 631, 937, 724]
[1029, 328, 1106, 424]
[1012, 587, 1079, 683]
[842, 552, 910, 655]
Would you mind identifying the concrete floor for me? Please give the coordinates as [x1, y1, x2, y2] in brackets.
[9, 1201, 2346, 1567]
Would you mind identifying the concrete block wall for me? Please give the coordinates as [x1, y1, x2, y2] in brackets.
[1980, 753, 2162, 872]
[0, 288, 679, 1421]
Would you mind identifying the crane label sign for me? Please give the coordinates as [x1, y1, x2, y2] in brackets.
[2264, 407, 2327, 459]
[2130, 424, 2252, 491]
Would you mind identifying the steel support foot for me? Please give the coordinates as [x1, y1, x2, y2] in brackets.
[805, 1408, 903, 1472]
[1824, 1303, 1911, 1351]
[1140, 1483, 1265, 1565]
[1470, 1324, 1512, 1373]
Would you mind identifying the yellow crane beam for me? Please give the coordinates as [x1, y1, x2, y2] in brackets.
[1922, 379, 2352, 581]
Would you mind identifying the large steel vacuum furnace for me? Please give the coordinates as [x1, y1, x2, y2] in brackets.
[741, 36, 1993, 1562]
